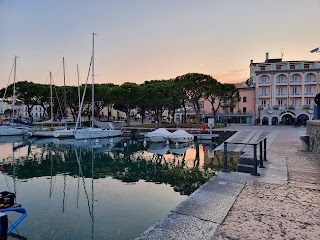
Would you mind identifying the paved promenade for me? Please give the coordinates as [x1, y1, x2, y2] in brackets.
[137, 125, 320, 240]
[214, 126, 320, 240]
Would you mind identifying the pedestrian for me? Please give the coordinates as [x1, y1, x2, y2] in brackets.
[202, 122, 206, 133]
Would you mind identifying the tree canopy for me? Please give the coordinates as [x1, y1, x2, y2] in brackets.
[0, 72, 238, 125]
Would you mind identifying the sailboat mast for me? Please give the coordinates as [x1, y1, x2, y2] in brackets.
[77, 64, 81, 126]
[50, 71, 54, 120]
[63, 57, 67, 120]
[91, 33, 96, 128]
[11, 56, 17, 123]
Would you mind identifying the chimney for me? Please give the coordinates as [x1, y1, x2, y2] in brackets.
[250, 59, 253, 64]
[265, 52, 269, 61]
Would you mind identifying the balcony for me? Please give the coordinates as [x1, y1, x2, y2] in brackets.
[304, 80, 317, 84]
[276, 93, 287, 97]
[221, 101, 237, 107]
[259, 93, 269, 97]
[305, 92, 314, 96]
[257, 105, 316, 111]
[302, 105, 313, 110]
[287, 105, 296, 110]
[276, 81, 287, 85]
[259, 81, 271, 85]
[219, 110, 254, 116]
[290, 80, 302, 85]
[290, 92, 300, 96]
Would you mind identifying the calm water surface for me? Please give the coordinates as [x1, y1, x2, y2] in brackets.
[0, 136, 222, 240]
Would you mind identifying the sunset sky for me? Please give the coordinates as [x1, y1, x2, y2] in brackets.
[1, 0, 320, 90]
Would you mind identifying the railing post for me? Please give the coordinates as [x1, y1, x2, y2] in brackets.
[259, 141, 264, 168]
[251, 144, 260, 176]
[222, 142, 230, 172]
[263, 138, 267, 161]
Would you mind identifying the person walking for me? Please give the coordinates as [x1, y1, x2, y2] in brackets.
[202, 122, 206, 133]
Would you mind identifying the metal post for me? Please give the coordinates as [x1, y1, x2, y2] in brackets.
[222, 142, 230, 172]
[259, 141, 264, 168]
[263, 138, 267, 161]
[155, 121, 158, 129]
[251, 144, 260, 176]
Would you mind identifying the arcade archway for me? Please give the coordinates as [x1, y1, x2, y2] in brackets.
[297, 114, 309, 126]
[281, 114, 293, 125]
[271, 116, 279, 125]
[262, 116, 269, 125]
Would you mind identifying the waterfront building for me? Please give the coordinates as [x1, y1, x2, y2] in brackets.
[251, 53, 319, 125]
[203, 82, 255, 124]
[0, 98, 44, 121]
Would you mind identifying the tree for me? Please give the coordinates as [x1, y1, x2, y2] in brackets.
[165, 80, 182, 123]
[140, 80, 173, 126]
[205, 83, 239, 123]
[175, 73, 213, 127]
[112, 83, 139, 126]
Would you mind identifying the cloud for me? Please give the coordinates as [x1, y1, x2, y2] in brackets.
[212, 68, 249, 83]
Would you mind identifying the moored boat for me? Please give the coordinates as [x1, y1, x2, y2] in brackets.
[74, 127, 122, 140]
[169, 129, 194, 143]
[147, 128, 172, 142]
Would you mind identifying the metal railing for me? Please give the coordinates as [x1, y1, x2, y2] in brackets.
[222, 137, 267, 176]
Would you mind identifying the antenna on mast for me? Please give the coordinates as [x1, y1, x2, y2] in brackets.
[281, 48, 285, 59]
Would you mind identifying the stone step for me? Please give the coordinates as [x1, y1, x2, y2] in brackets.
[237, 163, 254, 174]
[238, 157, 254, 165]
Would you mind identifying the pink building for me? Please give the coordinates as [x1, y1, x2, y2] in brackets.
[203, 82, 255, 124]
[250, 53, 318, 125]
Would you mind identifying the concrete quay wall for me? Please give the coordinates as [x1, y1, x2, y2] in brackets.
[306, 120, 320, 159]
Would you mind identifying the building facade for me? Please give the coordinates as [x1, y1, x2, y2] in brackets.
[203, 82, 255, 124]
[251, 53, 319, 125]
[0, 98, 44, 121]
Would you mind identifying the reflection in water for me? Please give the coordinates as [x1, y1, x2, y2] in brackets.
[1, 137, 222, 195]
[0, 136, 223, 239]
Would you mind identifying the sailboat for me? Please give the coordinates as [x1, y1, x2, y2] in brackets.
[0, 57, 32, 136]
[74, 33, 123, 140]
[29, 61, 74, 138]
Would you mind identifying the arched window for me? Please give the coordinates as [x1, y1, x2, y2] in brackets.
[277, 74, 285, 83]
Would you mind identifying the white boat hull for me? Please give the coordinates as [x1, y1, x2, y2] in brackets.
[29, 129, 74, 138]
[0, 126, 30, 136]
[147, 128, 172, 142]
[169, 136, 194, 143]
[148, 136, 170, 143]
[74, 128, 123, 140]
[169, 130, 194, 143]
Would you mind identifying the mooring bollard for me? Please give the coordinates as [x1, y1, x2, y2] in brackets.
[251, 144, 260, 176]
[259, 141, 264, 168]
[222, 142, 230, 172]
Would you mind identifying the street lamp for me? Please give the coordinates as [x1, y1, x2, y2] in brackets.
[310, 47, 320, 119]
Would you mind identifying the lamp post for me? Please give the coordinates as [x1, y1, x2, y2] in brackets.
[310, 47, 320, 119]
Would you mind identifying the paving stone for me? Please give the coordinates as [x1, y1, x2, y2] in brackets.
[173, 180, 244, 224]
[213, 210, 320, 240]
